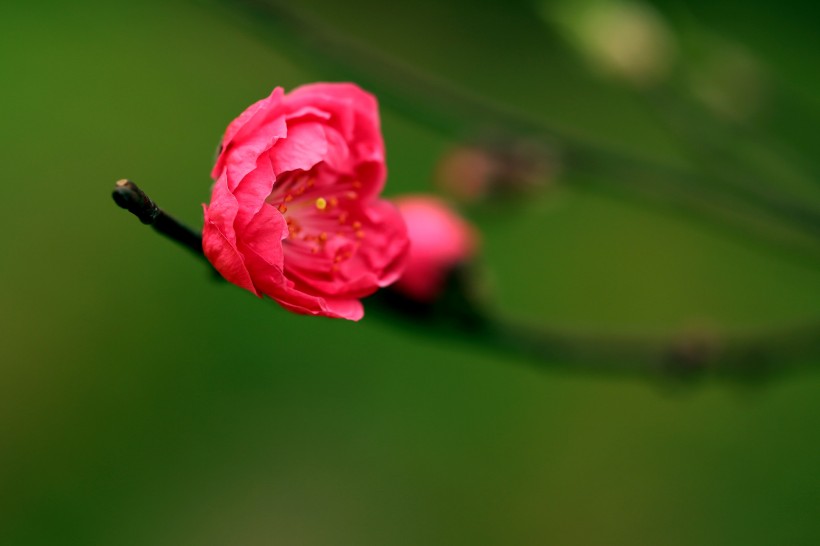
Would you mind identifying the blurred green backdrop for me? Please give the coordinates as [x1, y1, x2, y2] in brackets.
[1, 0, 819, 544]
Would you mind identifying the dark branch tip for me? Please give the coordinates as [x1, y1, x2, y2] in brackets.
[112, 179, 160, 224]
[112, 180, 137, 208]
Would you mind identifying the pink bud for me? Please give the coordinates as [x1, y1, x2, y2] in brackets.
[435, 138, 558, 203]
[392, 196, 478, 302]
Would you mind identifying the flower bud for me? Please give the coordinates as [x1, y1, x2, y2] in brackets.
[435, 137, 558, 203]
[391, 196, 478, 303]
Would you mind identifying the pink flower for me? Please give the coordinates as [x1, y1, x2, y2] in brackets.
[392, 196, 478, 302]
[203, 83, 409, 320]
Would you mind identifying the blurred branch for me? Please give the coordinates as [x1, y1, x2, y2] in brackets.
[486, 317, 820, 382]
[640, 87, 820, 230]
[215, 0, 820, 266]
[369, 274, 820, 383]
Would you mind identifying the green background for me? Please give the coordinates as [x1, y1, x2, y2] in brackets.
[1, 0, 819, 544]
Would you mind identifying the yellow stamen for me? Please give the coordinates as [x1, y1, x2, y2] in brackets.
[315, 197, 327, 210]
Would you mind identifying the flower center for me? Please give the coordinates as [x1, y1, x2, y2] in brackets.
[266, 168, 366, 274]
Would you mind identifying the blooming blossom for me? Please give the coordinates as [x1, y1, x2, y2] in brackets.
[203, 83, 409, 320]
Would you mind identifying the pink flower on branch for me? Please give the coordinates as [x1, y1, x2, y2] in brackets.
[393, 195, 478, 303]
[203, 83, 409, 320]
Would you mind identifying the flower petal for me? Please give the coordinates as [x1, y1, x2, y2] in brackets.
[285, 83, 384, 165]
[213, 87, 287, 188]
[269, 121, 328, 176]
[232, 153, 277, 229]
[202, 204, 257, 296]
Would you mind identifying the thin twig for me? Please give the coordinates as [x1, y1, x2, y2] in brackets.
[112, 179, 208, 260]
